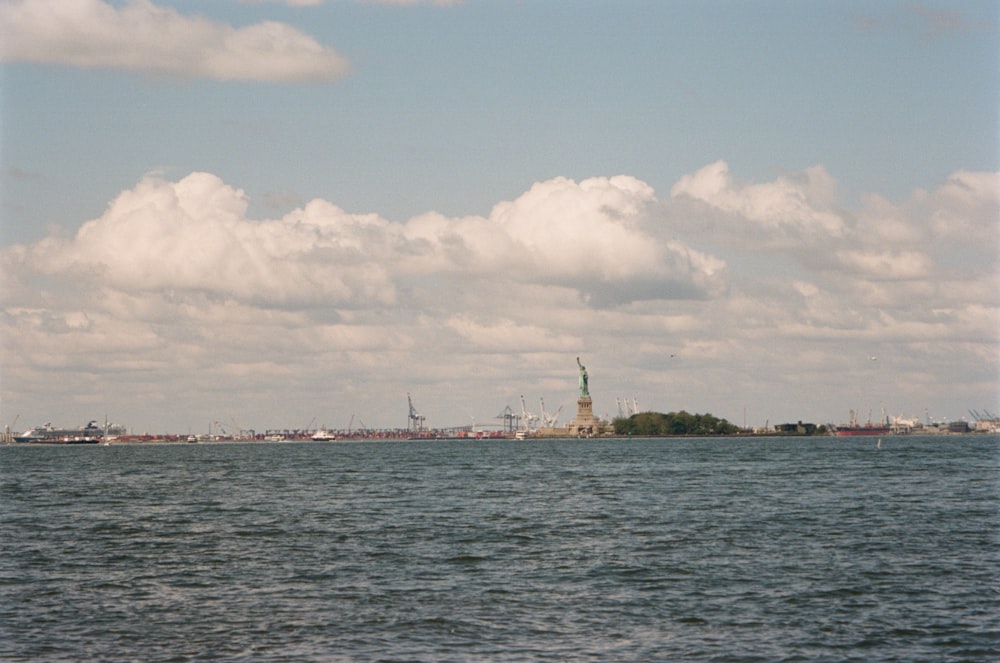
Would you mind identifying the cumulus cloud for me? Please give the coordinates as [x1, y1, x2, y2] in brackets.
[488, 175, 727, 303]
[924, 170, 1000, 242]
[0, 0, 351, 83]
[833, 249, 934, 281]
[10, 172, 398, 307]
[2, 171, 727, 314]
[670, 160, 847, 243]
[851, 169, 999, 274]
[668, 162, 999, 310]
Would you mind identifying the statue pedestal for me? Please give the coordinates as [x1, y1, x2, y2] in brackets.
[569, 396, 598, 437]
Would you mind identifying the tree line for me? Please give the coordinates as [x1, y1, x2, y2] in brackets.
[613, 411, 739, 436]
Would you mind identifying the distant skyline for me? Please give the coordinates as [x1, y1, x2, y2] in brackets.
[1, 0, 997, 433]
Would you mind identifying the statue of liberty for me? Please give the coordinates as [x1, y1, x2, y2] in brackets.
[577, 357, 590, 398]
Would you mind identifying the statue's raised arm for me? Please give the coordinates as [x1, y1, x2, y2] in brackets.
[576, 356, 590, 398]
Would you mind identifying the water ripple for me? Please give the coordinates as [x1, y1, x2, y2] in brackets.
[1, 436, 998, 661]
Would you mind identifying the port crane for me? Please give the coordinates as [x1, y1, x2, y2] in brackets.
[539, 397, 562, 428]
[496, 405, 518, 433]
[616, 397, 640, 418]
[520, 395, 539, 431]
[407, 393, 426, 432]
[969, 409, 997, 422]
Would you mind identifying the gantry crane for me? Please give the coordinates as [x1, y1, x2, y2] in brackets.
[407, 393, 426, 432]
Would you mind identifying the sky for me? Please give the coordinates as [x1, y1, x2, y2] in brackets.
[1, 0, 998, 434]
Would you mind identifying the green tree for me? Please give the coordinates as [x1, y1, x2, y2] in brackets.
[612, 410, 739, 436]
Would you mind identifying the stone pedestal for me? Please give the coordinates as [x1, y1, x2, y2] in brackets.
[569, 396, 598, 437]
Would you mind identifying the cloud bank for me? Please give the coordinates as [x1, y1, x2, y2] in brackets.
[0, 0, 351, 82]
[4, 172, 723, 309]
[2, 164, 996, 431]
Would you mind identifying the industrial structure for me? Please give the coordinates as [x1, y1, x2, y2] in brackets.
[407, 393, 426, 433]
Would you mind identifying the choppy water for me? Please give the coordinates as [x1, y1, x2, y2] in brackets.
[2, 435, 998, 662]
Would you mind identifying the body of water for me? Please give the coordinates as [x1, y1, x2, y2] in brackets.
[2, 435, 998, 661]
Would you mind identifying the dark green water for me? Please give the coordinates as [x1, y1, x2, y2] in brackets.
[2, 436, 998, 661]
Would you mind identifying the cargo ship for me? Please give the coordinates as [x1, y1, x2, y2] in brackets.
[833, 410, 890, 437]
[14, 421, 125, 444]
[835, 423, 891, 436]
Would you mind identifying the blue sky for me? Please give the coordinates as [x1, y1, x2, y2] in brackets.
[1, 0, 997, 434]
[5, 0, 995, 242]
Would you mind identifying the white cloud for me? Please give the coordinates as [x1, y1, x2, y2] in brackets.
[833, 249, 934, 281]
[2, 171, 725, 314]
[925, 170, 1000, 242]
[851, 169, 999, 273]
[668, 162, 998, 307]
[488, 175, 728, 303]
[0, 0, 351, 83]
[443, 315, 579, 353]
[670, 160, 847, 242]
[43, 172, 398, 307]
